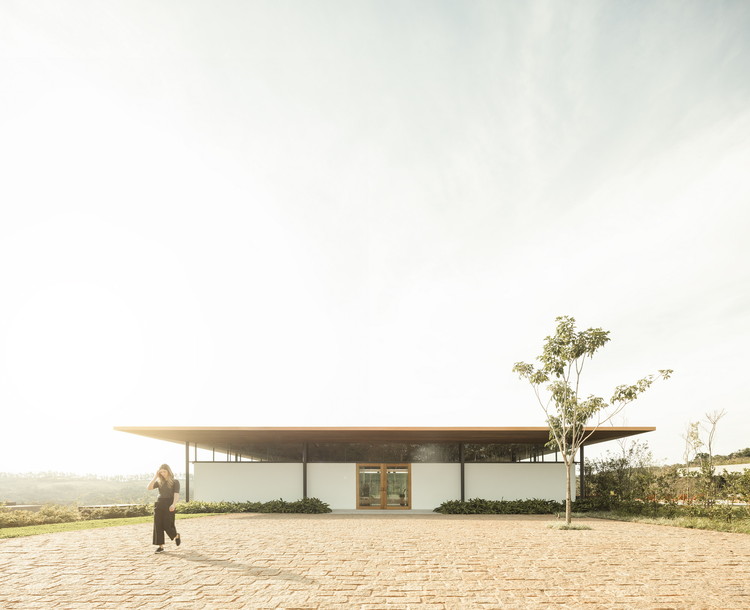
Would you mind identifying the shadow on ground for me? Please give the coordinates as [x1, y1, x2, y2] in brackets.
[162, 550, 317, 585]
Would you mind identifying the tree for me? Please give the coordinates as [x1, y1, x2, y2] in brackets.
[681, 421, 702, 503]
[697, 409, 727, 506]
[512, 315, 672, 525]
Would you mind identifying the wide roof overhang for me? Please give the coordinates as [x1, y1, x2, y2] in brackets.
[114, 426, 654, 456]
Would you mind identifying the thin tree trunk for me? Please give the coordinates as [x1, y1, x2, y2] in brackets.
[566, 459, 572, 525]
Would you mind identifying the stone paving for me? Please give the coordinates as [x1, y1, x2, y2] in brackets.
[1, 513, 749, 609]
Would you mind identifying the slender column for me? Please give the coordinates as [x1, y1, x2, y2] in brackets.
[184, 441, 190, 502]
[459, 442, 465, 502]
[579, 445, 585, 499]
[302, 442, 308, 499]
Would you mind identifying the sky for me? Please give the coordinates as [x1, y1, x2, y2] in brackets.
[1, 1, 749, 476]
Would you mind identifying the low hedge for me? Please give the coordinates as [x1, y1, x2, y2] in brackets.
[434, 497, 750, 520]
[0, 504, 152, 528]
[79, 505, 152, 520]
[176, 498, 331, 514]
[0, 497, 331, 529]
[434, 498, 565, 514]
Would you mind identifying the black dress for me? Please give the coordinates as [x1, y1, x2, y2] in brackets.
[152, 480, 180, 546]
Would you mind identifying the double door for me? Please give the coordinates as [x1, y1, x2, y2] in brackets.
[357, 463, 411, 509]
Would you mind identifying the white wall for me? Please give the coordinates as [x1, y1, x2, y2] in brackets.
[465, 463, 574, 502]
[411, 463, 461, 509]
[193, 462, 303, 502]
[307, 463, 356, 510]
[192, 461, 575, 508]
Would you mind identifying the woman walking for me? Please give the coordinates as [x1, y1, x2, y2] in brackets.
[148, 464, 181, 553]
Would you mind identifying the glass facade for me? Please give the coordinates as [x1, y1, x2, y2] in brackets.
[234, 442, 304, 462]
[308, 442, 460, 463]
[224, 441, 556, 463]
[463, 443, 550, 463]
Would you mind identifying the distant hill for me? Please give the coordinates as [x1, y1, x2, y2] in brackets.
[0, 472, 191, 506]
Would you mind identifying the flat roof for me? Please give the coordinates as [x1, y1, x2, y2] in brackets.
[114, 426, 655, 455]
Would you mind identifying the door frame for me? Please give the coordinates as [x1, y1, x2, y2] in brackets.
[356, 463, 411, 510]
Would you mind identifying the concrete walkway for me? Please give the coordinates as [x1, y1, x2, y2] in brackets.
[1, 513, 748, 608]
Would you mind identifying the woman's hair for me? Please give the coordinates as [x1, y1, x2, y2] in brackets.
[157, 463, 175, 488]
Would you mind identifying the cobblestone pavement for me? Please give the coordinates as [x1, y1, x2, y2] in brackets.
[1, 513, 748, 609]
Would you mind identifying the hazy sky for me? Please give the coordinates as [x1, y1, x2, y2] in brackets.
[1, 1, 749, 475]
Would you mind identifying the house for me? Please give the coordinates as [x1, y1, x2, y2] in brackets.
[115, 426, 654, 510]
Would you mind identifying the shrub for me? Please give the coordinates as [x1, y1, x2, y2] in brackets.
[570, 496, 618, 512]
[434, 498, 564, 515]
[0, 504, 82, 528]
[176, 498, 331, 514]
[78, 505, 152, 520]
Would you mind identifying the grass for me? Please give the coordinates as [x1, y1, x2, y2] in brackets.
[548, 523, 592, 530]
[0, 513, 219, 539]
[585, 511, 750, 534]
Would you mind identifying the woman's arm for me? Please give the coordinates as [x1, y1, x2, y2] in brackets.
[147, 471, 159, 491]
[169, 491, 179, 512]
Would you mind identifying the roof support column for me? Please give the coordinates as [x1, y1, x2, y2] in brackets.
[302, 442, 308, 500]
[459, 442, 465, 502]
[184, 440, 190, 503]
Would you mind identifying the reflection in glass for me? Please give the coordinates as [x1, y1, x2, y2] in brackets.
[308, 442, 460, 463]
[386, 466, 409, 507]
[358, 466, 382, 507]
[463, 443, 549, 462]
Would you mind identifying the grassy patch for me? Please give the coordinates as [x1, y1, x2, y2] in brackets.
[0, 513, 218, 539]
[586, 511, 750, 534]
[548, 522, 592, 530]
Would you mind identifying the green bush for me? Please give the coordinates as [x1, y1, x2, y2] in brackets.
[176, 497, 331, 514]
[0, 504, 154, 528]
[434, 498, 564, 515]
[576, 498, 750, 522]
[78, 505, 152, 520]
[0, 504, 81, 528]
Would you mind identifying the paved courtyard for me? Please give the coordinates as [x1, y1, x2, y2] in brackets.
[1, 513, 748, 609]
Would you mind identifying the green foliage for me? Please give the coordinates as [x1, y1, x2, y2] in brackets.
[513, 315, 672, 524]
[586, 440, 656, 502]
[0, 504, 153, 528]
[1, 497, 332, 528]
[0, 514, 215, 539]
[0, 504, 80, 527]
[434, 498, 564, 514]
[78, 505, 152, 520]
[176, 497, 331, 514]
[513, 316, 671, 463]
[596, 501, 750, 523]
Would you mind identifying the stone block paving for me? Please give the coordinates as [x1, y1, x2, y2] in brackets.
[1, 513, 749, 609]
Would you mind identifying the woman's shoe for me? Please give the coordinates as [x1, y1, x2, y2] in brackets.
[155, 547, 164, 553]
[175, 534, 181, 547]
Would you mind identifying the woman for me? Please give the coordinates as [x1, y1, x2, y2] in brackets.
[148, 464, 181, 553]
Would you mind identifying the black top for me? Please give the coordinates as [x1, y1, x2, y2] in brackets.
[155, 479, 180, 500]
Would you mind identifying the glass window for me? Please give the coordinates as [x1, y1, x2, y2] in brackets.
[307, 442, 460, 463]
[235, 442, 304, 462]
[463, 443, 549, 462]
